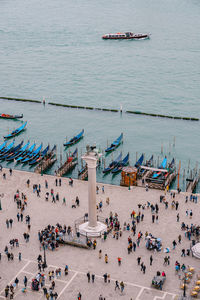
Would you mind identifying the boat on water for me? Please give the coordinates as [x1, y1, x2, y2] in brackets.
[105, 133, 123, 153]
[15, 143, 36, 163]
[63, 129, 84, 147]
[0, 141, 7, 152]
[0, 113, 23, 119]
[0, 140, 15, 155]
[6, 141, 30, 161]
[135, 154, 144, 168]
[103, 152, 122, 173]
[29, 145, 50, 166]
[0, 141, 24, 160]
[21, 143, 43, 164]
[4, 121, 27, 139]
[112, 153, 129, 174]
[152, 157, 167, 179]
[102, 32, 150, 40]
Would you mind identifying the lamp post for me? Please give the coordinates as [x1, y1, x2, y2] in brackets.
[43, 244, 47, 268]
[128, 173, 131, 191]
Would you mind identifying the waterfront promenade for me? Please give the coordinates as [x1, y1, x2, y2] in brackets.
[0, 168, 199, 299]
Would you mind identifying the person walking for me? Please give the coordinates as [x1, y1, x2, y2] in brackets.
[143, 265, 146, 274]
[150, 255, 153, 266]
[24, 276, 28, 287]
[115, 280, 120, 290]
[99, 249, 102, 259]
[120, 281, 125, 293]
[105, 254, 108, 264]
[137, 256, 141, 265]
[91, 274, 95, 283]
[117, 257, 122, 266]
[87, 272, 90, 283]
[18, 252, 21, 261]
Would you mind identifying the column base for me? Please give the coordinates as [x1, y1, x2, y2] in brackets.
[79, 221, 107, 237]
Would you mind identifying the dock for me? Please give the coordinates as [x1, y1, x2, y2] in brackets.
[55, 160, 77, 177]
[186, 175, 200, 193]
[35, 156, 57, 174]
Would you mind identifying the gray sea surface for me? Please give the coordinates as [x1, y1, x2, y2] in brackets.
[0, 0, 199, 191]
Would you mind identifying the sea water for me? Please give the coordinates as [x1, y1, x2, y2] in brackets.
[0, 0, 199, 191]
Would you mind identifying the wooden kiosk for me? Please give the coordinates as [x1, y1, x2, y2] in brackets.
[120, 166, 137, 187]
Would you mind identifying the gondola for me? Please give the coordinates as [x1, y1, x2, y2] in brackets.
[0, 113, 23, 119]
[29, 145, 50, 166]
[135, 154, 144, 168]
[4, 121, 27, 139]
[103, 152, 122, 173]
[105, 133, 123, 153]
[0, 141, 23, 160]
[0, 140, 15, 155]
[152, 157, 167, 179]
[15, 143, 36, 163]
[0, 141, 7, 152]
[111, 153, 129, 174]
[6, 141, 30, 161]
[21, 143, 43, 164]
[63, 129, 84, 147]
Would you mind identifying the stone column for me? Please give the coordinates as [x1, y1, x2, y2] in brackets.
[82, 153, 97, 228]
[79, 149, 107, 237]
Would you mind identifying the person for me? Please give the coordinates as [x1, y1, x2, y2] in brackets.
[99, 249, 102, 259]
[64, 265, 68, 275]
[105, 254, 108, 263]
[91, 274, 95, 283]
[77, 292, 82, 300]
[137, 256, 141, 265]
[120, 281, 125, 293]
[115, 280, 120, 290]
[19, 252, 21, 261]
[117, 257, 121, 266]
[150, 255, 153, 265]
[87, 272, 90, 283]
[24, 276, 28, 287]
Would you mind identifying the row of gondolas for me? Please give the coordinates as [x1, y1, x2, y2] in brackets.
[0, 123, 175, 179]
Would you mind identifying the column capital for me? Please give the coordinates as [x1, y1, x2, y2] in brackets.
[82, 153, 97, 169]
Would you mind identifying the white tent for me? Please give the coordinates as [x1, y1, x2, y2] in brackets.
[192, 243, 200, 259]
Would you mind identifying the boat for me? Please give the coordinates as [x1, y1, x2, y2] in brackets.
[15, 143, 36, 163]
[152, 157, 167, 179]
[21, 143, 43, 164]
[135, 154, 144, 168]
[29, 145, 50, 166]
[111, 153, 129, 174]
[4, 121, 27, 139]
[0, 141, 7, 152]
[102, 32, 150, 40]
[6, 141, 30, 161]
[0, 113, 23, 119]
[0, 141, 23, 160]
[105, 133, 123, 153]
[63, 129, 84, 147]
[103, 152, 122, 173]
[0, 140, 15, 155]
[34, 145, 57, 174]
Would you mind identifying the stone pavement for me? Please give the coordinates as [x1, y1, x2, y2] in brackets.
[0, 168, 199, 299]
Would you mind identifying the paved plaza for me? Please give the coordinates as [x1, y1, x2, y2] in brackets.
[0, 168, 199, 299]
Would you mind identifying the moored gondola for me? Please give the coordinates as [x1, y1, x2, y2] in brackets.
[4, 121, 27, 139]
[103, 152, 122, 173]
[29, 145, 50, 166]
[63, 129, 84, 147]
[6, 141, 30, 161]
[105, 133, 123, 153]
[0, 141, 24, 160]
[15, 143, 36, 163]
[21, 143, 42, 164]
[111, 153, 129, 174]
